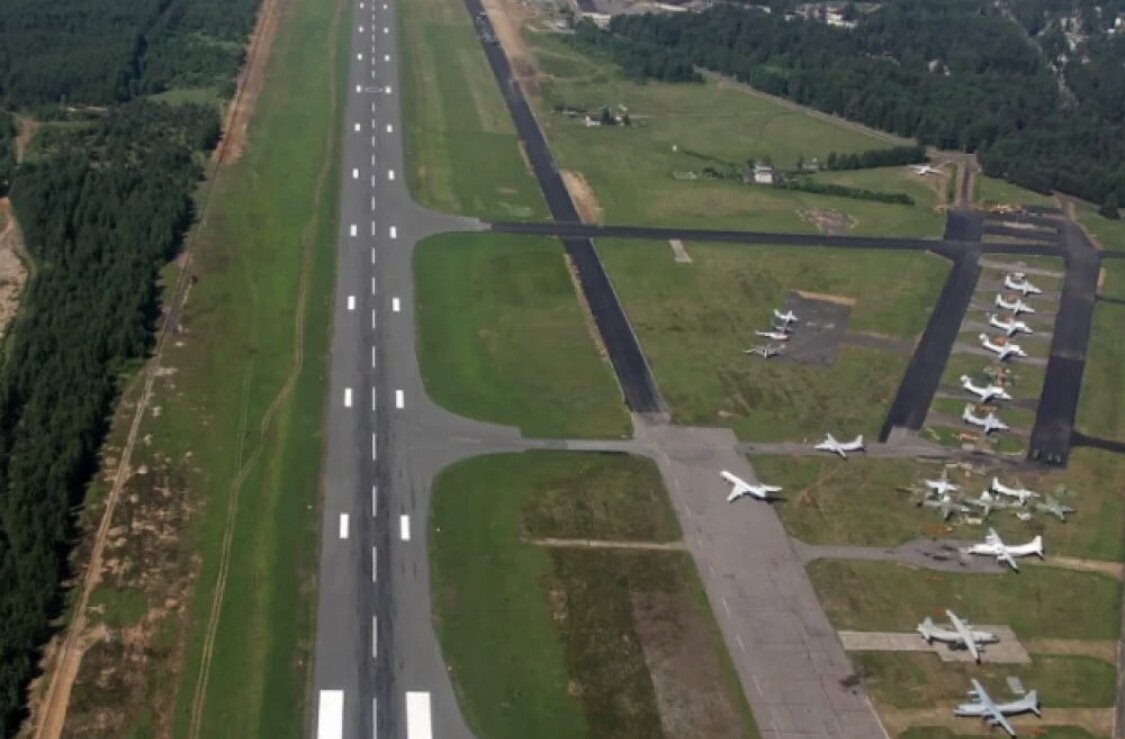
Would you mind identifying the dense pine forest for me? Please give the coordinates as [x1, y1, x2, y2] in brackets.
[0, 0, 257, 732]
[573, 0, 1125, 207]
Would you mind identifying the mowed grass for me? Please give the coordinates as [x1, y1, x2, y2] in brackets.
[430, 452, 759, 739]
[900, 728, 1100, 739]
[975, 175, 1058, 209]
[414, 233, 629, 437]
[398, 0, 545, 219]
[597, 240, 947, 439]
[149, 0, 347, 732]
[526, 32, 942, 236]
[807, 559, 1122, 640]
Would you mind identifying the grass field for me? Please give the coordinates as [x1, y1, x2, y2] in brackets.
[807, 559, 1122, 640]
[398, 0, 545, 219]
[429, 452, 760, 739]
[900, 728, 1100, 739]
[597, 240, 946, 439]
[62, 0, 350, 732]
[414, 232, 629, 437]
[975, 176, 1058, 209]
[526, 32, 943, 236]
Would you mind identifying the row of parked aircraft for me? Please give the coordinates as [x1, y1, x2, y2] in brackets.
[745, 308, 798, 357]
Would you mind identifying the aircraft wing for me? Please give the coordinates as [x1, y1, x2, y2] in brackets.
[985, 708, 1017, 737]
[726, 483, 749, 503]
[997, 549, 1019, 571]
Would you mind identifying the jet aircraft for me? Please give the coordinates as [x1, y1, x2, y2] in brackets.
[990, 477, 1040, 505]
[721, 470, 783, 502]
[965, 528, 1044, 571]
[923, 477, 961, 496]
[910, 164, 943, 175]
[814, 433, 865, 458]
[979, 333, 1028, 361]
[920, 493, 971, 521]
[1032, 496, 1075, 522]
[988, 313, 1033, 337]
[1003, 272, 1043, 296]
[961, 375, 1012, 403]
[773, 308, 798, 325]
[962, 405, 1009, 435]
[917, 609, 999, 663]
[953, 679, 1040, 737]
[995, 294, 1036, 315]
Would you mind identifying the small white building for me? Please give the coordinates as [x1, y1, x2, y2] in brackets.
[752, 164, 777, 185]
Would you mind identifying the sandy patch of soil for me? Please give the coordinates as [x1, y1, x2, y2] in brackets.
[14, 116, 39, 164]
[527, 537, 685, 551]
[480, 0, 538, 89]
[798, 208, 855, 235]
[0, 199, 29, 336]
[794, 289, 857, 306]
[561, 170, 604, 224]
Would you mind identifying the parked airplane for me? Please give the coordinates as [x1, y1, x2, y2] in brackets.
[744, 343, 784, 359]
[962, 490, 1015, 517]
[988, 313, 1034, 337]
[953, 678, 1040, 737]
[990, 477, 1040, 505]
[965, 528, 1044, 571]
[1033, 496, 1075, 522]
[755, 329, 790, 342]
[1004, 272, 1043, 296]
[814, 433, 865, 458]
[995, 294, 1036, 315]
[917, 609, 999, 663]
[979, 333, 1028, 361]
[962, 405, 1009, 434]
[923, 477, 961, 496]
[721, 470, 783, 502]
[910, 164, 943, 175]
[920, 493, 971, 521]
[961, 375, 1012, 403]
[773, 308, 799, 325]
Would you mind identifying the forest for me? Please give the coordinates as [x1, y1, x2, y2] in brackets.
[573, 0, 1125, 207]
[0, 0, 258, 733]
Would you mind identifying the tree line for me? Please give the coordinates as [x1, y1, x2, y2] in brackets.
[0, 0, 258, 730]
[575, 0, 1125, 208]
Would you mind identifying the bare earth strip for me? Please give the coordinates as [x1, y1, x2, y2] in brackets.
[27, 0, 289, 734]
[526, 537, 686, 551]
[0, 199, 29, 336]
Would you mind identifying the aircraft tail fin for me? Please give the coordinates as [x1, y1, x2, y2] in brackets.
[917, 617, 934, 641]
[1031, 535, 1044, 558]
[854, 434, 864, 448]
[1025, 690, 1040, 716]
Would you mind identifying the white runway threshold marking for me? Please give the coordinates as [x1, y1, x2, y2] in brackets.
[392, 297, 400, 312]
[344, 388, 353, 407]
[383, 26, 389, 34]
[395, 389, 404, 409]
[399, 515, 411, 541]
[387, 168, 395, 181]
[353, 122, 360, 132]
[384, 54, 390, 62]
[352, 168, 359, 179]
[339, 513, 349, 540]
[349, 224, 357, 237]
[357, 52, 363, 60]
[359, 25, 364, 32]
[405, 692, 432, 739]
[316, 690, 344, 739]
[389, 226, 397, 239]
[355, 84, 361, 93]
[347, 295, 356, 311]
[386, 123, 393, 133]
[385, 85, 393, 95]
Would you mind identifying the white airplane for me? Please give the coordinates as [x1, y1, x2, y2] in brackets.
[923, 477, 961, 496]
[1003, 272, 1042, 296]
[962, 405, 1009, 434]
[755, 329, 790, 342]
[953, 678, 1040, 737]
[965, 528, 1044, 571]
[910, 164, 943, 176]
[921, 493, 972, 521]
[988, 313, 1033, 337]
[773, 308, 798, 325]
[995, 294, 1036, 315]
[960, 375, 1012, 402]
[744, 343, 784, 359]
[721, 470, 782, 502]
[917, 609, 999, 663]
[979, 333, 1027, 361]
[990, 477, 1040, 505]
[814, 433, 865, 458]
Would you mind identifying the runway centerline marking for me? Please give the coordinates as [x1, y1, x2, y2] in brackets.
[371, 431, 377, 459]
[405, 692, 432, 739]
[347, 295, 356, 311]
[371, 247, 376, 264]
[338, 514, 349, 540]
[359, 25, 364, 32]
[372, 615, 378, 658]
[316, 690, 344, 739]
[371, 195, 376, 211]
[371, 547, 377, 582]
[371, 276, 376, 295]
[349, 224, 357, 237]
[395, 389, 404, 409]
[399, 515, 411, 542]
[371, 309, 377, 329]
[392, 297, 400, 312]
[371, 485, 378, 515]
[371, 345, 376, 368]
[344, 388, 353, 408]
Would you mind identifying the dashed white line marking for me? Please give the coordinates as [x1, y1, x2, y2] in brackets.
[371, 309, 377, 329]
[347, 295, 356, 311]
[383, 26, 389, 34]
[371, 220, 377, 236]
[721, 596, 731, 616]
[392, 297, 400, 312]
[736, 634, 746, 653]
[371, 153, 376, 166]
[371, 276, 376, 295]
[371, 431, 377, 458]
[370, 69, 377, 79]
[383, 2, 388, 8]
[344, 388, 353, 407]
[384, 54, 390, 62]
[316, 690, 344, 739]
[405, 692, 432, 739]
[395, 389, 404, 408]
[370, 134, 376, 147]
[371, 547, 378, 581]
[371, 247, 376, 264]
[389, 225, 397, 239]
[370, 174, 376, 186]
[372, 700, 378, 739]
[370, 101, 376, 113]
[355, 84, 361, 93]
[339, 514, 350, 540]
[386, 123, 393, 133]
[352, 168, 359, 180]
[353, 122, 361, 132]
[359, 25, 364, 32]
[357, 52, 363, 60]
[370, 195, 376, 211]
[372, 615, 378, 658]
[349, 224, 357, 237]
[387, 169, 395, 181]
[371, 484, 378, 515]
[399, 515, 411, 541]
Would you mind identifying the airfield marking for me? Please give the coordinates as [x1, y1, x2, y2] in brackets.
[371, 346, 376, 368]
[339, 514, 350, 540]
[347, 295, 356, 311]
[371, 154, 376, 166]
[349, 224, 357, 237]
[344, 388, 353, 408]
[316, 690, 344, 739]
[385, 123, 392, 133]
[405, 692, 432, 739]
[387, 169, 395, 181]
[392, 297, 400, 312]
[399, 515, 411, 541]
[371, 69, 377, 80]
[385, 85, 392, 95]
[352, 168, 359, 180]
[736, 633, 746, 653]
[372, 615, 378, 658]
[370, 174, 376, 187]
[355, 84, 361, 93]
[371, 221, 377, 236]
[370, 134, 376, 147]
[371, 431, 377, 459]
[371, 547, 377, 582]
[389, 226, 397, 239]
[371, 276, 376, 295]
[371, 195, 376, 211]
[371, 700, 377, 739]
[371, 247, 376, 264]
[395, 389, 404, 408]
[721, 596, 731, 616]
[384, 54, 390, 62]
[383, 26, 389, 34]
[371, 309, 377, 329]
[371, 485, 378, 515]
[370, 101, 376, 113]
[359, 25, 364, 32]
[353, 123, 360, 132]
[357, 52, 363, 60]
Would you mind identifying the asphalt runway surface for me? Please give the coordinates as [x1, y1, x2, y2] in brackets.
[982, 224, 1060, 243]
[880, 249, 982, 441]
[465, 0, 663, 413]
